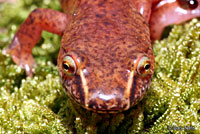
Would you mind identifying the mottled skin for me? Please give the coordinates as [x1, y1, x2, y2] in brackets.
[7, 0, 200, 113]
[58, 0, 154, 112]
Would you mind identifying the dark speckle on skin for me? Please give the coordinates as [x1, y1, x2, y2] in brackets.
[96, 14, 103, 18]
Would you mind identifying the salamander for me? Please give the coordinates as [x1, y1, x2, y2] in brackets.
[7, 0, 200, 113]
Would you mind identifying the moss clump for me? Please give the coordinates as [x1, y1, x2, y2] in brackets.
[0, 0, 200, 134]
[144, 19, 200, 134]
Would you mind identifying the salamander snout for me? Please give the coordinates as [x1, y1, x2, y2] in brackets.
[85, 88, 130, 113]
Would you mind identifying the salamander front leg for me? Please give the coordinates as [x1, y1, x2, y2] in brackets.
[132, 0, 160, 22]
[150, 0, 200, 41]
[7, 8, 71, 76]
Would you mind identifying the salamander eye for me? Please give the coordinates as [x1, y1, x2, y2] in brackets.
[187, 0, 198, 9]
[136, 56, 151, 76]
[63, 56, 77, 76]
[178, 0, 198, 9]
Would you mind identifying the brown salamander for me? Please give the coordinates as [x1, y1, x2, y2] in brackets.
[7, 0, 200, 113]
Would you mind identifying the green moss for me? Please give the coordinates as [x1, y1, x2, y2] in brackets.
[0, 0, 200, 134]
[143, 19, 200, 134]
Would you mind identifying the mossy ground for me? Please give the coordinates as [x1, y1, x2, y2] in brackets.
[0, 0, 200, 134]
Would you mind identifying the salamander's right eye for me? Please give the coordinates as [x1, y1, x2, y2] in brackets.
[63, 56, 77, 76]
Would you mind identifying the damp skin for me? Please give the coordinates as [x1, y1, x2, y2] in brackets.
[7, 0, 200, 113]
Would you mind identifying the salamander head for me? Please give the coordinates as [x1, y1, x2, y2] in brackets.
[58, 45, 154, 113]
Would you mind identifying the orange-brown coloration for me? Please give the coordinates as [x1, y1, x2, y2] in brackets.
[58, 0, 154, 113]
[7, 0, 200, 113]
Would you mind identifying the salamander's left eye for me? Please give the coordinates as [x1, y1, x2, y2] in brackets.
[136, 56, 151, 76]
[63, 56, 77, 76]
[178, 0, 198, 9]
